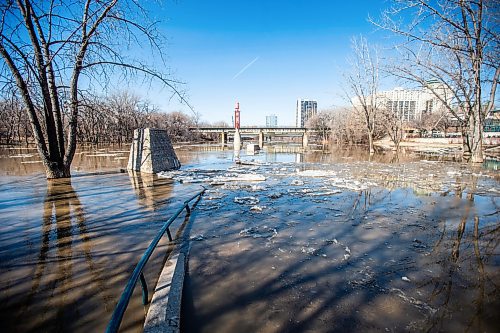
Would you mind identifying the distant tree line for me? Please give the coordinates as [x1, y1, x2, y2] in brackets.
[0, 91, 201, 145]
[306, 107, 460, 149]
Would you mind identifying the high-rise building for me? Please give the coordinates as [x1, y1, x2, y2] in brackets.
[266, 114, 278, 127]
[296, 99, 317, 127]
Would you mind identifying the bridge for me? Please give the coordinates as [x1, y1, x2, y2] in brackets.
[190, 127, 314, 147]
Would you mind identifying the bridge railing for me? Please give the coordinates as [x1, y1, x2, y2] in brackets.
[105, 187, 206, 333]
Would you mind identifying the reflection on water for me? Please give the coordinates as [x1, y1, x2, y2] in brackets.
[128, 171, 174, 211]
[0, 166, 196, 332]
[0, 179, 111, 332]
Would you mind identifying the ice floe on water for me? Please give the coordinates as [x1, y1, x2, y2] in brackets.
[158, 169, 266, 184]
[234, 196, 260, 205]
[239, 226, 277, 239]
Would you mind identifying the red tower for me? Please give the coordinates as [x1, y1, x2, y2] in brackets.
[234, 101, 240, 129]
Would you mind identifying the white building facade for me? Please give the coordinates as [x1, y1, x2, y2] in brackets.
[296, 99, 317, 127]
[353, 82, 452, 122]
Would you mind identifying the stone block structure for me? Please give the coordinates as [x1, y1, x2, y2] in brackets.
[127, 128, 181, 173]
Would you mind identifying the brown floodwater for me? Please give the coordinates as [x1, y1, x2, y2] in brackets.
[0, 143, 499, 332]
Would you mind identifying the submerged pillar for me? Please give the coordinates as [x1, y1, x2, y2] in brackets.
[220, 131, 228, 144]
[127, 128, 181, 173]
[233, 129, 241, 160]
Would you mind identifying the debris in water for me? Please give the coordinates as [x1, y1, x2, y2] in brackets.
[290, 180, 305, 186]
[190, 235, 205, 241]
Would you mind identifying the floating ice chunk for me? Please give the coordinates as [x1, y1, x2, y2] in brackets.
[402, 276, 411, 282]
[157, 170, 182, 179]
[190, 235, 205, 241]
[10, 154, 34, 158]
[345, 246, 351, 254]
[296, 170, 336, 177]
[268, 192, 283, 199]
[234, 196, 260, 205]
[307, 190, 342, 196]
[179, 177, 210, 183]
[214, 174, 266, 182]
[290, 180, 305, 186]
[250, 205, 264, 212]
[343, 254, 351, 260]
[239, 227, 277, 239]
[251, 185, 265, 191]
[301, 247, 317, 255]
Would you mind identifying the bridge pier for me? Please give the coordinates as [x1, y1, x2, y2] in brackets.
[233, 129, 241, 160]
[302, 131, 309, 148]
[258, 130, 264, 148]
[220, 132, 228, 144]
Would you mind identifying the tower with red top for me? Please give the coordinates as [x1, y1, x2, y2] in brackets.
[234, 101, 240, 129]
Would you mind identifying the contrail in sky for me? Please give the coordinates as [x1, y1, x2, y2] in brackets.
[232, 56, 260, 80]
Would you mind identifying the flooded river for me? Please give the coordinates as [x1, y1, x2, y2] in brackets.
[0, 144, 498, 332]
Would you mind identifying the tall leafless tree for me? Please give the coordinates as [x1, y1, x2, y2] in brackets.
[0, 0, 188, 178]
[343, 36, 383, 154]
[372, 0, 499, 163]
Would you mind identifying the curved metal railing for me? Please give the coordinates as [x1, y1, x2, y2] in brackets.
[106, 187, 206, 333]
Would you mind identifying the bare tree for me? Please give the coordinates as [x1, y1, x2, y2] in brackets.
[306, 111, 333, 143]
[0, 1, 188, 178]
[343, 36, 383, 154]
[372, 0, 499, 163]
[380, 101, 405, 150]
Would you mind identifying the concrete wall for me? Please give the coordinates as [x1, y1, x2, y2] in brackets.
[127, 128, 181, 173]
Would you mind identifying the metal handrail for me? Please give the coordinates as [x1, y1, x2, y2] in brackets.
[106, 187, 206, 333]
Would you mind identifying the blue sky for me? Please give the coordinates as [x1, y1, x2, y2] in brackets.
[138, 1, 391, 126]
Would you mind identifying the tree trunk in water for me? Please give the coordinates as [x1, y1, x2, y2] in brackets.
[470, 115, 484, 163]
[368, 132, 375, 154]
[462, 131, 472, 157]
[44, 162, 71, 179]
